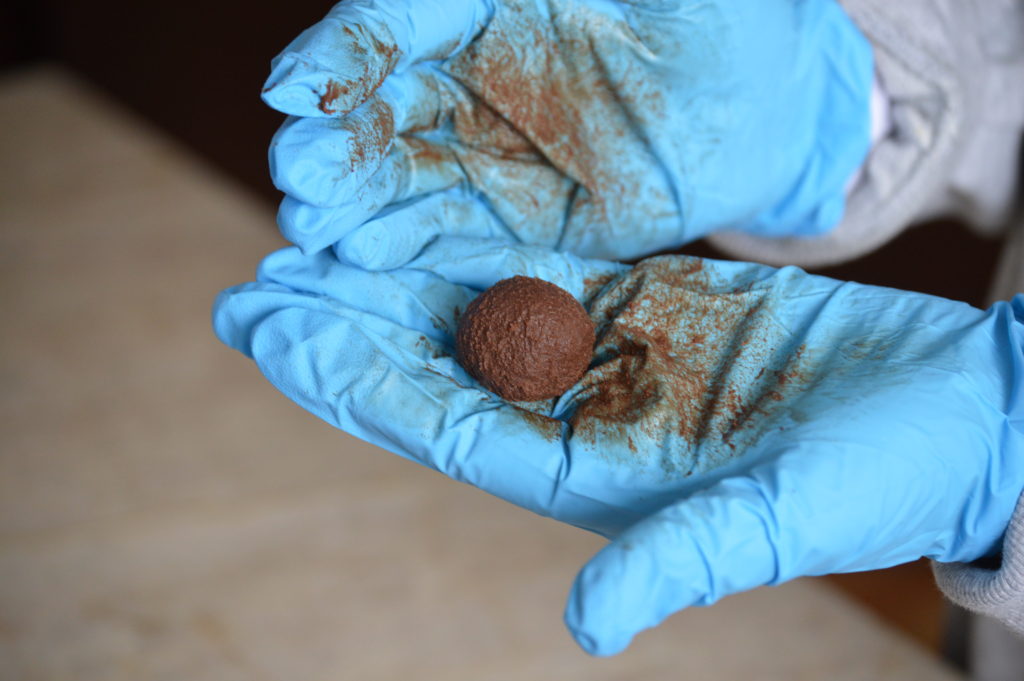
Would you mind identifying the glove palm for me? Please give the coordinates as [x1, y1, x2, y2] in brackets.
[215, 238, 1024, 655]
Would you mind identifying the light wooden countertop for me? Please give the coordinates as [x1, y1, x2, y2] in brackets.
[0, 66, 964, 680]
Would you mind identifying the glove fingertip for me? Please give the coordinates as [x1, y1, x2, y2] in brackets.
[211, 284, 261, 358]
[262, 60, 340, 118]
[337, 216, 433, 271]
[276, 199, 335, 256]
[564, 592, 634, 657]
[563, 550, 642, 657]
[335, 230, 390, 271]
[566, 626, 605, 657]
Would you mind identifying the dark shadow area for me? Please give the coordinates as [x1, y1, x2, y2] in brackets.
[2, 0, 316, 200]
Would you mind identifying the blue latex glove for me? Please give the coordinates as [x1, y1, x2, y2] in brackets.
[262, 0, 873, 267]
[214, 238, 1024, 655]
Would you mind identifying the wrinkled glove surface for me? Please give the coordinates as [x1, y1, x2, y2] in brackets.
[263, 0, 873, 267]
[214, 237, 1024, 655]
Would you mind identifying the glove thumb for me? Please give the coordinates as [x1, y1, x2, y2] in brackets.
[563, 477, 783, 656]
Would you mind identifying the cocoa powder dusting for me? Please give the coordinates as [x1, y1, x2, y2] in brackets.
[416, 258, 817, 471]
[516, 407, 563, 442]
[317, 24, 400, 116]
[442, 0, 677, 251]
[582, 272, 619, 300]
[403, 137, 450, 167]
[341, 97, 396, 173]
[567, 257, 812, 477]
[318, 80, 349, 115]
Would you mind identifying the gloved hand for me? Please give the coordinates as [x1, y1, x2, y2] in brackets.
[262, 0, 874, 267]
[213, 237, 1024, 655]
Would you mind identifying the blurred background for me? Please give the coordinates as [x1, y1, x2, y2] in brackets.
[0, 1, 1005, 678]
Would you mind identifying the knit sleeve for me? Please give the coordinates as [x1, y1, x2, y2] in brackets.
[933, 491, 1024, 636]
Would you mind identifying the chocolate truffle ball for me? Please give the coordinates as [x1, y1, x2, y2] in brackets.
[456, 276, 595, 401]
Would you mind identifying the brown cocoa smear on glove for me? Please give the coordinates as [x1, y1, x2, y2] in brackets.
[456, 276, 595, 401]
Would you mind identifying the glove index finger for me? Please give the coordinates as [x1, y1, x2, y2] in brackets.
[263, 0, 494, 118]
[263, 16, 400, 118]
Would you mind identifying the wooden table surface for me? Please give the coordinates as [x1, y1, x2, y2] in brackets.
[0, 66, 965, 681]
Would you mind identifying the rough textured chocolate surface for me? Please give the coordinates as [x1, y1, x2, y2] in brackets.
[456, 276, 595, 402]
